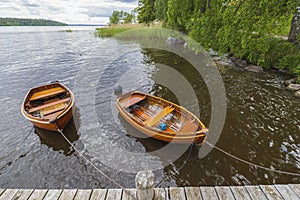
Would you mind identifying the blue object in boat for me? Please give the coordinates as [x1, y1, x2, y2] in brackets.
[158, 123, 167, 131]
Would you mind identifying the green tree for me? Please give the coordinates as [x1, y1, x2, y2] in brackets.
[137, 0, 156, 24]
[110, 10, 121, 24]
[155, 0, 168, 20]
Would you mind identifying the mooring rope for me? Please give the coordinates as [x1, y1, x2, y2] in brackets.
[155, 144, 194, 187]
[0, 126, 34, 161]
[205, 141, 300, 177]
[56, 127, 126, 189]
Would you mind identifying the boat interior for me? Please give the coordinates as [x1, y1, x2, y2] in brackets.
[119, 93, 201, 134]
[25, 85, 71, 119]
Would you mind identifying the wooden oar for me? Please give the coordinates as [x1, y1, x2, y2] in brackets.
[145, 106, 174, 127]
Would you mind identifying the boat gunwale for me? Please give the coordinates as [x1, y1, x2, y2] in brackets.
[21, 82, 75, 125]
[116, 91, 208, 138]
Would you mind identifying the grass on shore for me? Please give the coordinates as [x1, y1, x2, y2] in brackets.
[95, 23, 161, 37]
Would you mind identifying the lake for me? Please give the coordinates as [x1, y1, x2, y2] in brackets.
[0, 26, 299, 188]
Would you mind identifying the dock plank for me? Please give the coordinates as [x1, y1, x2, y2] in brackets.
[58, 189, 77, 200]
[230, 186, 251, 200]
[289, 184, 300, 198]
[90, 189, 107, 200]
[200, 187, 218, 200]
[43, 189, 62, 200]
[260, 185, 284, 200]
[275, 185, 300, 200]
[245, 186, 267, 200]
[0, 189, 19, 200]
[12, 189, 33, 200]
[122, 189, 136, 200]
[184, 187, 202, 200]
[169, 187, 186, 200]
[74, 189, 91, 200]
[105, 189, 122, 200]
[215, 186, 235, 200]
[154, 188, 169, 200]
[28, 189, 47, 200]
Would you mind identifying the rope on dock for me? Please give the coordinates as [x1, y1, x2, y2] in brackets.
[205, 141, 300, 177]
[0, 126, 34, 161]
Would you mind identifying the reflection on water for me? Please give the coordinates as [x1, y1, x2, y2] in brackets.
[34, 118, 79, 155]
[0, 27, 299, 188]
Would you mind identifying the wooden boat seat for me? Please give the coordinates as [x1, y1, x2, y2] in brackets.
[120, 95, 146, 108]
[41, 103, 67, 116]
[30, 87, 66, 101]
[28, 98, 70, 113]
[43, 110, 64, 120]
[178, 120, 198, 133]
[145, 106, 174, 127]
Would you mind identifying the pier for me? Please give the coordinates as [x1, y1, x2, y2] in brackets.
[0, 184, 299, 200]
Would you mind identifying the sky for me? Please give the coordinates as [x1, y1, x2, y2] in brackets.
[0, 0, 138, 24]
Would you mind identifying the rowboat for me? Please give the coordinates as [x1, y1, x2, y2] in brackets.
[116, 91, 208, 144]
[21, 82, 75, 131]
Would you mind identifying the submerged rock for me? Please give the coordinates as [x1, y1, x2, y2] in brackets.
[244, 65, 264, 73]
[287, 84, 300, 91]
[284, 78, 297, 86]
[234, 59, 248, 68]
[295, 90, 300, 98]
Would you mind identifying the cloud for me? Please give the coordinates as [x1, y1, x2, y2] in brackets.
[0, 0, 138, 24]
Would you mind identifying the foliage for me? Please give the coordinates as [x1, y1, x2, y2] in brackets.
[137, 0, 156, 23]
[109, 10, 135, 25]
[136, 0, 300, 78]
[0, 18, 66, 26]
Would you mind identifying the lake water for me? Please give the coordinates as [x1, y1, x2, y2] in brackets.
[0, 26, 299, 188]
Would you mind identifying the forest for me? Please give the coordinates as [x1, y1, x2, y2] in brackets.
[137, 0, 300, 80]
[0, 18, 67, 26]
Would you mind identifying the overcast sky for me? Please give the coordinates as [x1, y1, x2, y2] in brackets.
[0, 0, 138, 24]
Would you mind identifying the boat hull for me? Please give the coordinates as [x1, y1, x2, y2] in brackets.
[27, 105, 74, 131]
[116, 91, 207, 144]
[21, 82, 75, 131]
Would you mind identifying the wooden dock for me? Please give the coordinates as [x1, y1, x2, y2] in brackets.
[0, 184, 299, 200]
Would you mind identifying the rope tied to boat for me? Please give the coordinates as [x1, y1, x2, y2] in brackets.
[54, 125, 125, 189]
[0, 126, 34, 161]
[205, 141, 300, 177]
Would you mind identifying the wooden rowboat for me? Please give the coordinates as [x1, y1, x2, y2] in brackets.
[21, 82, 75, 131]
[116, 91, 208, 144]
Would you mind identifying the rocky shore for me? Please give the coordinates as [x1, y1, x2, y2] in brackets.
[208, 48, 300, 99]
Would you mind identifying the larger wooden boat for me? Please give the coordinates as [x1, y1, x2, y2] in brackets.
[116, 91, 208, 144]
[21, 82, 75, 131]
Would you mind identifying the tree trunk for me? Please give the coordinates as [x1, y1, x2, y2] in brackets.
[288, 0, 300, 44]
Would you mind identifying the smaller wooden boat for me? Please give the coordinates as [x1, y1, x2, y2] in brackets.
[116, 91, 208, 144]
[21, 82, 75, 131]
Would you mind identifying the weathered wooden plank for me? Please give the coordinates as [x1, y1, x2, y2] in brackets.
[0, 189, 19, 200]
[200, 187, 218, 200]
[260, 185, 284, 200]
[275, 185, 300, 200]
[230, 186, 251, 200]
[184, 187, 202, 200]
[90, 189, 107, 200]
[11, 189, 33, 200]
[122, 189, 136, 200]
[215, 186, 235, 200]
[154, 188, 169, 200]
[28, 189, 48, 200]
[289, 184, 300, 198]
[73, 189, 92, 200]
[105, 189, 122, 200]
[43, 189, 62, 200]
[169, 187, 186, 200]
[58, 189, 77, 200]
[245, 186, 267, 200]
